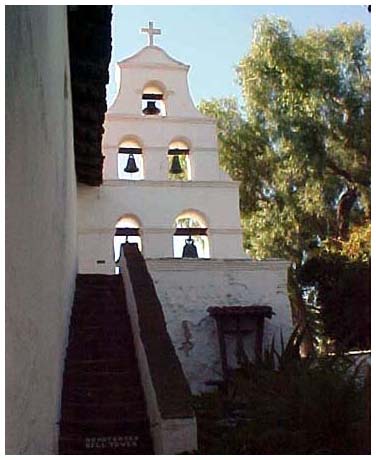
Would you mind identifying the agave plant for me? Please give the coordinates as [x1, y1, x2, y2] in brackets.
[193, 327, 370, 454]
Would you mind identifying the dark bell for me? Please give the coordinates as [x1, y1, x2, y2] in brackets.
[182, 235, 198, 258]
[142, 100, 161, 115]
[124, 154, 139, 173]
[169, 155, 184, 175]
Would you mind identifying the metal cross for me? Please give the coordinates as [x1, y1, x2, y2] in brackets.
[141, 21, 161, 46]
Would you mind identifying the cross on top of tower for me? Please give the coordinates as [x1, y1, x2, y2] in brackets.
[141, 21, 161, 46]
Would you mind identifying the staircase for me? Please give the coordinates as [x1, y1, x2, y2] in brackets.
[59, 274, 154, 454]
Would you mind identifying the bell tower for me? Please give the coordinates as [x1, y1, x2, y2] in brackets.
[78, 21, 246, 273]
[78, 21, 246, 272]
[76, 21, 293, 395]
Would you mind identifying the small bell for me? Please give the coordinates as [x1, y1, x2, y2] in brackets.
[124, 154, 139, 173]
[169, 155, 184, 175]
[142, 100, 161, 115]
[182, 235, 199, 258]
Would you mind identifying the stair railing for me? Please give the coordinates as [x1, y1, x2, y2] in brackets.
[118, 243, 197, 454]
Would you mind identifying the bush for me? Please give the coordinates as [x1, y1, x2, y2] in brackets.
[299, 254, 370, 351]
[193, 330, 370, 454]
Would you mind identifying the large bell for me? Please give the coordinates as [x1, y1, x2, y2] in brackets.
[182, 235, 199, 258]
[142, 100, 161, 115]
[169, 155, 184, 174]
[124, 154, 139, 173]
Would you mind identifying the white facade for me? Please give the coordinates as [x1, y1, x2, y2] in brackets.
[77, 34, 293, 392]
[6, 6, 77, 453]
[147, 259, 293, 393]
[78, 44, 245, 273]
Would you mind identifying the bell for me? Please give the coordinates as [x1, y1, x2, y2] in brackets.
[182, 235, 198, 258]
[124, 154, 139, 173]
[169, 155, 184, 174]
[142, 100, 160, 115]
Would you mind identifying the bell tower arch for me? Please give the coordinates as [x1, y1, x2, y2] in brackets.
[118, 137, 144, 180]
[173, 210, 210, 258]
[142, 81, 167, 116]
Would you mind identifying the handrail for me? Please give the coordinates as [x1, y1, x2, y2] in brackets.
[118, 242, 197, 453]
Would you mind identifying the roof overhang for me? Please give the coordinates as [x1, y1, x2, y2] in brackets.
[68, 6, 112, 186]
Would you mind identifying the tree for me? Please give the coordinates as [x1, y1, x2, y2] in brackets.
[199, 17, 370, 350]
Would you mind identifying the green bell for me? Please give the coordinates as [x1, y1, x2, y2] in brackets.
[169, 155, 183, 174]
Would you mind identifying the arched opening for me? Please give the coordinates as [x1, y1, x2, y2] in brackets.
[118, 138, 144, 180]
[142, 82, 166, 117]
[114, 215, 142, 272]
[173, 210, 210, 258]
[168, 140, 191, 181]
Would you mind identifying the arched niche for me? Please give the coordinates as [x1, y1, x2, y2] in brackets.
[113, 215, 142, 269]
[118, 137, 144, 180]
[142, 81, 167, 117]
[173, 209, 210, 258]
[168, 139, 191, 181]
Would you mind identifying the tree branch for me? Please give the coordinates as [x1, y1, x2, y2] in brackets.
[337, 188, 358, 240]
[326, 157, 370, 187]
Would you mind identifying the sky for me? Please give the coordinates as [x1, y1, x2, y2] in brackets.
[107, 5, 371, 107]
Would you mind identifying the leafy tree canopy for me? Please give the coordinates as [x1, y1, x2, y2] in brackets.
[199, 17, 370, 350]
[199, 17, 370, 263]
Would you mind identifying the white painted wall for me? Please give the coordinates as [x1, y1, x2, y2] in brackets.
[110, 46, 204, 119]
[119, 254, 198, 454]
[147, 259, 293, 394]
[78, 44, 245, 270]
[78, 180, 245, 272]
[6, 6, 77, 454]
[103, 46, 229, 183]
[103, 119, 221, 181]
[76, 37, 294, 401]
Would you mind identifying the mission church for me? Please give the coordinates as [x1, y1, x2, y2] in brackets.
[6, 8, 292, 455]
[75, 21, 293, 452]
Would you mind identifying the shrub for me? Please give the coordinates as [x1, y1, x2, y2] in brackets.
[193, 329, 370, 454]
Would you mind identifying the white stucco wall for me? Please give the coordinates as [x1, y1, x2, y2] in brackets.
[103, 45, 229, 184]
[78, 180, 245, 272]
[6, 6, 77, 454]
[147, 259, 293, 394]
[103, 119, 223, 182]
[77, 43, 245, 271]
[120, 254, 198, 454]
[110, 46, 205, 119]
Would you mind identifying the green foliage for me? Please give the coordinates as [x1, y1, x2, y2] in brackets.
[324, 221, 371, 262]
[193, 330, 370, 454]
[298, 253, 370, 351]
[199, 17, 370, 263]
[199, 98, 268, 216]
[198, 17, 370, 352]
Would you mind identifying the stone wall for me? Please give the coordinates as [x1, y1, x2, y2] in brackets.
[147, 258, 293, 394]
[6, 6, 77, 453]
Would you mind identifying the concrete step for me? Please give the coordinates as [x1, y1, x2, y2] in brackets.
[60, 418, 150, 435]
[61, 382, 144, 405]
[59, 273, 153, 454]
[61, 400, 147, 422]
[65, 357, 138, 373]
[63, 369, 140, 386]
